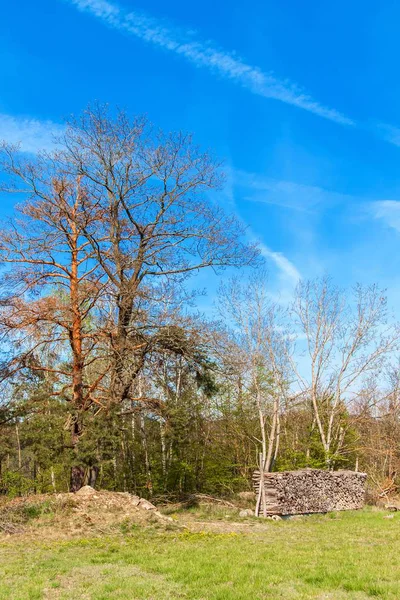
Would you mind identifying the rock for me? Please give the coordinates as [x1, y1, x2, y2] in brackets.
[239, 509, 254, 517]
[138, 499, 157, 510]
[75, 485, 96, 496]
[130, 495, 141, 507]
[384, 514, 395, 519]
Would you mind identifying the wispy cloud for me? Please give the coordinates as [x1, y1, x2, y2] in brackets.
[67, 0, 354, 126]
[220, 168, 302, 284]
[0, 114, 63, 153]
[372, 200, 400, 233]
[234, 170, 350, 212]
[255, 240, 301, 285]
[375, 123, 400, 148]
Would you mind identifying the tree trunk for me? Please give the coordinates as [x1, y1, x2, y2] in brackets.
[87, 466, 99, 488]
[70, 414, 85, 492]
[255, 386, 267, 517]
[140, 414, 152, 497]
[70, 466, 85, 492]
[68, 211, 89, 493]
[15, 423, 22, 470]
[160, 420, 167, 489]
[265, 394, 280, 473]
[50, 467, 57, 492]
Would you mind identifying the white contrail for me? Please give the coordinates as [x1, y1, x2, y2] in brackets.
[376, 123, 400, 147]
[258, 242, 301, 285]
[67, 0, 354, 126]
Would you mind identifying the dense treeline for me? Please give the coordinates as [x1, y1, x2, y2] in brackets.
[0, 105, 399, 501]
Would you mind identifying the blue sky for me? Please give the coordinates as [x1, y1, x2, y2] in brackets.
[2, 0, 400, 305]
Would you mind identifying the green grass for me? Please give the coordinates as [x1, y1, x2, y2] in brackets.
[1, 509, 399, 599]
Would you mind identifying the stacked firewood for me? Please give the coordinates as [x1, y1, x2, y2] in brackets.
[253, 469, 367, 515]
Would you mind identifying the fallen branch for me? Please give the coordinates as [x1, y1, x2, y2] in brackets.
[193, 494, 237, 508]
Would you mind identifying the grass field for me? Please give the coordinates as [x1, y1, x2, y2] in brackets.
[1, 509, 399, 599]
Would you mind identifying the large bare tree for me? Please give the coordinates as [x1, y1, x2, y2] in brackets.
[0, 104, 257, 489]
[54, 104, 258, 407]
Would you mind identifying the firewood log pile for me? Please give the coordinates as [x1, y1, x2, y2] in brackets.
[253, 469, 367, 515]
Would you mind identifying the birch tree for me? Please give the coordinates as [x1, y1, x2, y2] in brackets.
[54, 104, 258, 408]
[291, 277, 399, 468]
[218, 273, 291, 515]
